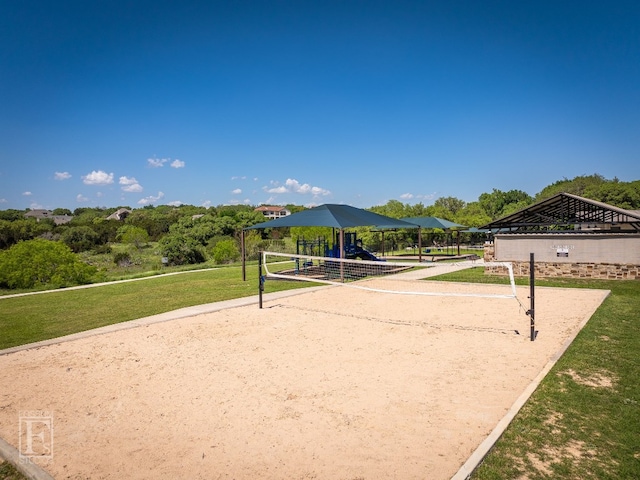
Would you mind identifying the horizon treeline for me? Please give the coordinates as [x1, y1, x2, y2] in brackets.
[0, 174, 638, 251]
[0, 174, 638, 289]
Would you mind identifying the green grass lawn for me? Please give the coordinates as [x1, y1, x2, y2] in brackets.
[0, 265, 638, 479]
[0, 458, 24, 480]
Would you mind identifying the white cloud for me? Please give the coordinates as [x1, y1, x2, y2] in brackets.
[122, 184, 143, 193]
[22, 191, 32, 196]
[76, 194, 89, 202]
[137, 191, 164, 206]
[147, 157, 168, 168]
[30, 201, 43, 209]
[265, 178, 331, 197]
[232, 188, 242, 194]
[54, 171, 71, 180]
[82, 170, 114, 185]
[399, 192, 437, 202]
[0, 198, 7, 204]
[119, 176, 138, 185]
[231, 176, 247, 180]
[170, 159, 185, 168]
[266, 185, 288, 194]
[119, 176, 143, 192]
[202, 200, 212, 208]
[167, 200, 183, 207]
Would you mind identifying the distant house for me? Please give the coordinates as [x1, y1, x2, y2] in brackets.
[106, 208, 132, 221]
[254, 206, 291, 220]
[24, 209, 73, 225]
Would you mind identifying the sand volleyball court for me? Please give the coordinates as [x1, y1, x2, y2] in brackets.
[0, 282, 608, 479]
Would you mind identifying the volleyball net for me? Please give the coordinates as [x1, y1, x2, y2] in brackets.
[260, 251, 518, 299]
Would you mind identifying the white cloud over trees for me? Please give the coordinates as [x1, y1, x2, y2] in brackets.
[82, 170, 114, 185]
[119, 176, 143, 193]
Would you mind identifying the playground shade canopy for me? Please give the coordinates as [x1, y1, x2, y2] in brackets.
[246, 204, 419, 230]
[400, 217, 466, 229]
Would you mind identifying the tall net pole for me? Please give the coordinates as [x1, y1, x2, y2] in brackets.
[529, 252, 536, 341]
[258, 250, 264, 309]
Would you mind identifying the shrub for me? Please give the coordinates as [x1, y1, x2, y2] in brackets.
[159, 233, 206, 266]
[0, 239, 97, 289]
[212, 239, 240, 264]
[60, 226, 101, 252]
[116, 225, 149, 249]
[113, 251, 132, 267]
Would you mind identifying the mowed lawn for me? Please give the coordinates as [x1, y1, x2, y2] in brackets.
[0, 267, 638, 479]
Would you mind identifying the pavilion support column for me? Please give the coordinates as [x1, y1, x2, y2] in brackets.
[339, 228, 345, 282]
[241, 229, 246, 281]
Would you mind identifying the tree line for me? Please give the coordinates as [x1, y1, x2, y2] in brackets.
[0, 174, 638, 289]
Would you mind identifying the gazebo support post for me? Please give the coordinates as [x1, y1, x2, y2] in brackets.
[241, 229, 246, 281]
[339, 229, 345, 282]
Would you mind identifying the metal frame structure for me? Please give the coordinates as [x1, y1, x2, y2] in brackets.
[481, 192, 640, 233]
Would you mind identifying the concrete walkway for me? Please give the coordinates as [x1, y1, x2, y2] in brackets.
[390, 258, 484, 280]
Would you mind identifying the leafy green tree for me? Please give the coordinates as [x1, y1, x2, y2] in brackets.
[591, 180, 640, 210]
[116, 225, 149, 249]
[159, 233, 206, 266]
[0, 209, 26, 221]
[52, 208, 72, 216]
[454, 202, 492, 228]
[60, 226, 101, 252]
[0, 239, 97, 289]
[0, 219, 53, 248]
[369, 200, 410, 218]
[535, 174, 607, 200]
[234, 211, 269, 230]
[535, 174, 640, 209]
[478, 189, 533, 220]
[91, 218, 122, 244]
[405, 202, 431, 217]
[290, 227, 333, 244]
[433, 197, 466, 218]
[211, 238, 240, 264]
[242, 230, 264, 260]
[70, 207, 107, 225]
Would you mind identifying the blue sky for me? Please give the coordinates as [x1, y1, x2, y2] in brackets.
[1, 1, 639, 211]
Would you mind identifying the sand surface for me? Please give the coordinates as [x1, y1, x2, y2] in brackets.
[0, 282, 608, 479]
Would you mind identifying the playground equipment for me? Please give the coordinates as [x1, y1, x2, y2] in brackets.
[297, 233, 384, 262]
[331, 232, 384, 261]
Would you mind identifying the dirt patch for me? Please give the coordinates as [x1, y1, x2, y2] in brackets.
[561, 369, 616, 388]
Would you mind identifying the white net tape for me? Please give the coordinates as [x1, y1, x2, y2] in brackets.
[262, 251, 518, 299]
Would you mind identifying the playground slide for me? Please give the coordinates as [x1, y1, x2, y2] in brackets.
[354, 246, 384, 261]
